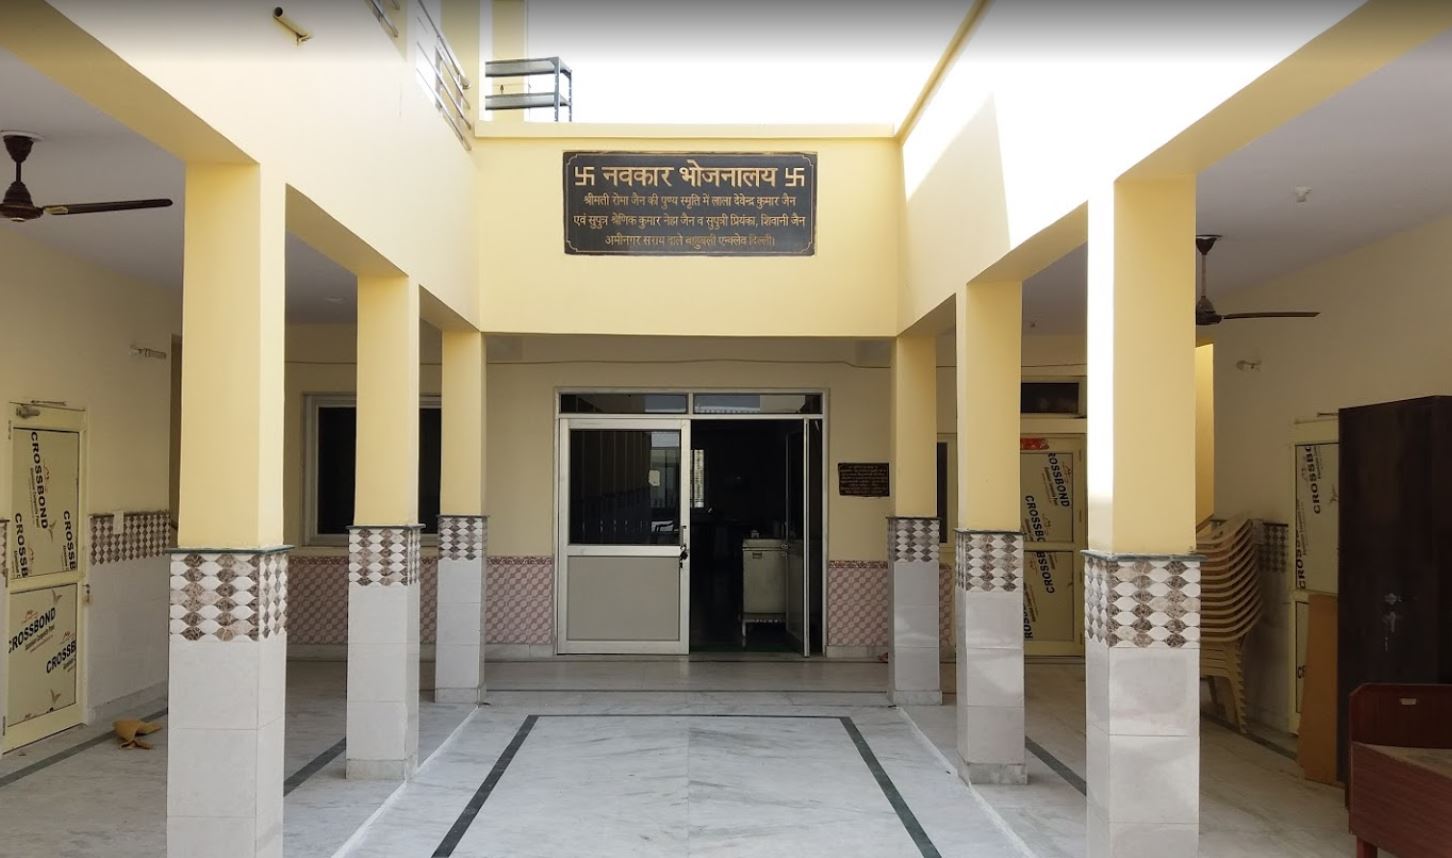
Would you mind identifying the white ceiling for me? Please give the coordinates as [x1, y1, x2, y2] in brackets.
[0, 47, 357, 323]
[1024, 28, 1452, 333]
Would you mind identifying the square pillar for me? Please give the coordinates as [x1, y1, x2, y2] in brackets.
[346, 525, 421, 779]
[954, 280, 1027, 785]
[435, 330, 486, 704]
[168, 162, 288, 858]
[1085, 177, 1201, 857]
[887, 516, 941, 704]
[347, 274, 422, 780]
[888, 334, 940, 704]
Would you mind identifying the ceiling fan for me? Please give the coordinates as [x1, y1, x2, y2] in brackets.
[2, 131, 173, 224]
[1195, 234, 1319, 326]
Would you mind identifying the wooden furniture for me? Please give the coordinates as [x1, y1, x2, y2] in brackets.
[1197, 517, 1263, 730]
[1347, 683, 1452, 857]
[1297, 593, 1340, 785]
[1338, 397, 1452, 782]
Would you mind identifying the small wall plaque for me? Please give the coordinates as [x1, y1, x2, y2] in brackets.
[838, 462, 889, 498]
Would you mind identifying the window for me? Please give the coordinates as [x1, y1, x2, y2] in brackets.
[1021, 380, 1085, 416]
[692, 393, 823, 415]
[567, 428, 681, 545]
[307, 396, 441, 544]
[560, 392, 688, 414]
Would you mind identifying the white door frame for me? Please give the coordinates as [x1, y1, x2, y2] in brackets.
[556, 417, 691, 654]
[5, 403, 88, 752]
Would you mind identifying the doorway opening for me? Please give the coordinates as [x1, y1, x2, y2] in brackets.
[689, 419, 823, 654]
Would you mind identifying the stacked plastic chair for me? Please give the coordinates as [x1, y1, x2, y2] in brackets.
[1196, 517, 1263, 731]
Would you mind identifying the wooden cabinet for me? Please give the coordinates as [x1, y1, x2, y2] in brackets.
[1337, 396, 1452, 782]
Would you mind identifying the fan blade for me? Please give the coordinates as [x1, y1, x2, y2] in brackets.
[41, 198, 172, 216]
[1220, 311, 1320, 320]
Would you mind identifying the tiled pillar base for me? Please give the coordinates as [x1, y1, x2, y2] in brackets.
[887, 517, 941, 705]
[1084, 551, 1202, 858]
[346, 525, 422, 780]
[435, 515, 487, 704]
[167, 549, 288, 858]
[955, 530, 1027, 785]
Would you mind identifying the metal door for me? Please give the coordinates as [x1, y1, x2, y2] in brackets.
[558, 418, 691, 654]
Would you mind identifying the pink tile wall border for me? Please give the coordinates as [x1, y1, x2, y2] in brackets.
[825, 559, 954, 652]
[287, 554, 553, 646]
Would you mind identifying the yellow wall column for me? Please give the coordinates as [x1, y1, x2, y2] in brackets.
[1085, 177, 1201, 858]
[953, 280, 1028, 785]
[435, 330, 488, 703]
[168, 162, 288, 858]
[346, 274, 423, 780]
[887, 334, 941, 704]
[891, 334, 937, 518]
[1195, 343, 1215, 525]
[490, 0, 528, 124]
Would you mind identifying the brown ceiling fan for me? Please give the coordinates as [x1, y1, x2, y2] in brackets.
[2, 131, 173, 224]
[1195, 234, 1319, 326]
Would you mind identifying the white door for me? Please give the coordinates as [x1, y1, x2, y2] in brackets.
[6, 406, 86, 751]
[558, 418, 691, 654]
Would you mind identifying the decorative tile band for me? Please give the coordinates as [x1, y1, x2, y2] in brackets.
[90, 511, 174, 566]
[348, 526, 422, 586]
[888, 517, 939, 564]
[1084, 551, 1201, 648]
[438, 515, 487, 562]
[169, 549, 287, 642]
[286, 554, 550, 645]
[956, 530, 1023, 593]
[826, 560, 889, 647]
[485, 556, 554, 645]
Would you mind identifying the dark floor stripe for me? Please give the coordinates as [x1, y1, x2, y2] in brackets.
[1025, 737, 1086, 795]
[0, 707, 169, 789]
[839, 717, 942, 858]
[432, 715, 539, 858]
[283, 738, 346, 796]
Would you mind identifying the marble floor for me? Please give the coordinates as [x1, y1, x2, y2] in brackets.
[339, 692, 1030, 858]
[0, 661, 474, 858]
[0, 658, 1354, 857]
[906, 663, 1355, 858]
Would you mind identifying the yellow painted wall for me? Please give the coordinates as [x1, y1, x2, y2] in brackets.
[282, 324, 443, 549]
[0, 229, 178, 517]
[0, 228, 180, 717]
[899, 0, 1403, 331]
[1214, 214, 1452, 727]
[484, 336, 892, 557]
[6, 0, 479, 325]
[1196, 344, 1215, 525]
[477, 136, 900, 337]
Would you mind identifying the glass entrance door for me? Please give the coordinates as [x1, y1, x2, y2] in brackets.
[558, 418, 690, 654]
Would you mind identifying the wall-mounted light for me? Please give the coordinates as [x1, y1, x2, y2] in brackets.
[273, 7, 312, 44]
[131, 346, 168, 360]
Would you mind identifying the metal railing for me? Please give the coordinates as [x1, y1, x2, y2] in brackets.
[365, 0, 400, 38]
[412, 1, 472, 149]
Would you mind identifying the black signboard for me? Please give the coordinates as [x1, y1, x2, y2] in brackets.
[838, 462, 890, 498]
[563, 151, 816, 256]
